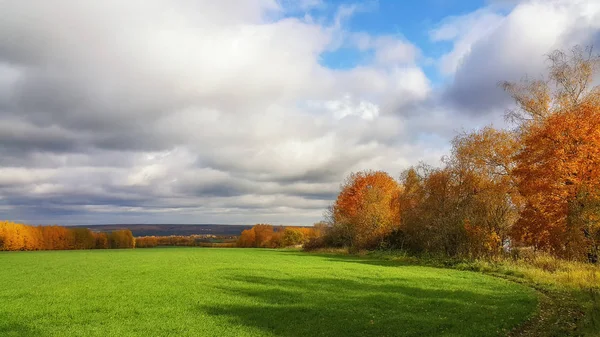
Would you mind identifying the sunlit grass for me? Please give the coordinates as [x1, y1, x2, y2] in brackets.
[0, 248, 537, 336]
[351, 249, 600, 335]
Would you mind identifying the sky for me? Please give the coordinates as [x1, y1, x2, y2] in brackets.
[1, 0, 600, 225]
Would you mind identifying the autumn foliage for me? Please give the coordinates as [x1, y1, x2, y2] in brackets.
[0, 221, 134, 251]
[314, 46, 600, 262]
[237, 224, 320, 248]
[136, 235, 236, 248]
[511, 91, 600, 259]
[326, 171, 401, 250]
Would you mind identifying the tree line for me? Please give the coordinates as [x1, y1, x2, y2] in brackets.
[0, 221, 135, 251]
[136, 235, 236, 248]
[237, 224, 322, 248]
[310, 47, 600, 263]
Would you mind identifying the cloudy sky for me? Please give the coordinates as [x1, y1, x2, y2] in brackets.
[1, 0, 599, 225]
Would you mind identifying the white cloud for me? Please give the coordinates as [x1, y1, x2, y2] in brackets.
[373, 36, 420, 65]
[0, 0, 438, 225]
[2, 0, 598, 225]
[310, 94, 380, 120]
[348, 33, 420, 66]
[439, 0, 600, 113]
[430, 9, 505, 75]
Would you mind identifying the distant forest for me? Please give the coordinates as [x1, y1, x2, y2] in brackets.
[74, 224, 253, 237]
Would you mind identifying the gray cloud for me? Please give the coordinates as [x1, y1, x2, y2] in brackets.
[439, 0, 600, 115]
[1, 0, 597, 225]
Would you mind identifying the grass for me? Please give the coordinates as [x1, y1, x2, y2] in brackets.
[335, 249, 600, 336]
[0, 248, 538, 337]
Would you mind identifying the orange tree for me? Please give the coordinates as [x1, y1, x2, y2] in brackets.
[329, 170, 401, 250]
[504, 46, 600, 260]
[512, 101, 600, 259]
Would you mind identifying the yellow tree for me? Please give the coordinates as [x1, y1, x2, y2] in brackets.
[396, 167, 425, 251]
[449, 127, 520, 256]
[282, 227, 305, 246]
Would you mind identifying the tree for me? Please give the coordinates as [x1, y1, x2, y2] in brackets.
[0, 222, 136, 251]
[135, 236, 158, 248]
[93, 232, 109, 249]
[0, 221, 43, 251]
[237, 228, 257, 248]
[283, 227, 305, 246]
[393, 167, 425, 252]
[449, 127, 520, 257]
[253, 224, 275, 248]
[72, 228, 95, 250]
[39, 225, 74, 250]
[330, 171, 401, 250]
[512, 102, 600, 259]
[503, 46, 600, 260]
[108, 230, 135, 249]
[502, 46, 600, 125]
[396, 128, 520, 258]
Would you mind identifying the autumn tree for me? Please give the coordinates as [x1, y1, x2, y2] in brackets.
[72, 228, 95, 250]
[329, 171, 401, 250]
[504, 46, 600, 260]
[413, 167, 467, 255]
[297, 222, 330, 250]
[269, 227, 285, 248]
[0, 221, 42, 251]
[93, 232, 109, 249]
[135, 236, 159, 248]
[39, 225, 74, 250]
[448, 127, 520, 256]
[282, 228, 305, 246]
[309, 47, 600, 261]
[237, 224, 322, 248]
[237, 227, 257, 247]
[395, 166, 426, 251]
[512, 102, 600, 259]
[236, 224, 276, 247]
[502, 46, 600, 124]
[394, 127, 520, 258]
[253, 224, 275, 248]
[108, 230, 135, 249]
[396, 163, 478, 256]
[281, 227, 318, 247]
[0, 222, 137, 251]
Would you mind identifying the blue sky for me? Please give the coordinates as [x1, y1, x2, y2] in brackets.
[317, 1, 497, 77]
[0, 0, 599, 225]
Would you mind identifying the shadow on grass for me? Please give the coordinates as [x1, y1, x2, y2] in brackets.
[277, 250, 430, 269]
[199, 253, 535, 337]
[0, 312, 42, 337]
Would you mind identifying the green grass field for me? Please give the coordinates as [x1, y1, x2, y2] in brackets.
[0, 248, 538, 336]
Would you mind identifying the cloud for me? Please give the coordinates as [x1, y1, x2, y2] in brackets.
[373, 37, 420, 65]
[430, 9, 504, 75]
[437, 0, 600, 114]
[2, 0, 598, 225]
[0, 0, 439, 225]
[348, 33, 420, 66]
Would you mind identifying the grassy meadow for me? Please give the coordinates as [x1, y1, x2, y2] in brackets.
[0, 248, 537, 336]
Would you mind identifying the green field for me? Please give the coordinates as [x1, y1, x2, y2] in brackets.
[0, 248, 538, 336]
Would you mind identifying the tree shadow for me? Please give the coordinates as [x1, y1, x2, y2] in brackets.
[0, 312, 43, 337]
[198, 260, 536, 337]
[276, 250, 421, 268]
